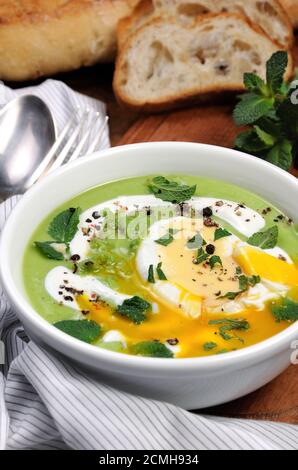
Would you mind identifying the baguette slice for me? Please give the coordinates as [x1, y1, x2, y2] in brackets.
[280, 0, 298, 28]
[114, 14, 293, 112]
[118, 0, 293, 50]
[0, 0, 139, 81]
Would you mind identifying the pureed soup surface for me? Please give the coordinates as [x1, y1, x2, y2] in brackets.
[23, 175, 298, 358]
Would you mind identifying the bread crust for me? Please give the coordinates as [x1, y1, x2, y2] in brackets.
[0, 0, 139, 81]
[114, 13, 294, 113]
[280, 0, 298, 28]
[117, 0, 294, 50]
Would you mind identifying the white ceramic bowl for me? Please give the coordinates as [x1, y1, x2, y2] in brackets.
[1, 142, 297, 410]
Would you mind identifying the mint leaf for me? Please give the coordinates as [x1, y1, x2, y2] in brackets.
[48, 207, 81, 243]
[148, 176, 196, 203]
[132, 341, 173, 358]
[214, 228, 232, 241]
[195, 248, 209, 265]
[254, 125, 276, 147]
[209, 255, 222, 269]
[35, 241, 64, 260]
[244, 73, 268, 95]
[266, 51, 288, 94]
[187, 233, 204, 249]
[266, 140, 293, 171]
[147, 265, 155, 283]
[247, 225, 278, 249]
[155, 229, 176, 246]
[235, 130, 270, 153]
[271, 298, 298, 322]
[54, 320, 101, 343]
[277, 99, 298, 140]
[203, 342, 217, 351]
[233, 93, 274, 126]
[117, 296, 151, 324]
[156, 262, 167, 280]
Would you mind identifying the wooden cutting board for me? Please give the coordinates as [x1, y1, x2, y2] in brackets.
[116, 44, 298, 424]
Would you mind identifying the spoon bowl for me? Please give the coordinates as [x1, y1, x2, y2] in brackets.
[0, 95, 56, 198]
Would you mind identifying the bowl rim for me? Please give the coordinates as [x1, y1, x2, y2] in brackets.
[1, 141, 298, 374]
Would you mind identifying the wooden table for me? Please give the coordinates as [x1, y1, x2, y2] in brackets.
[9, 37, 298, 425]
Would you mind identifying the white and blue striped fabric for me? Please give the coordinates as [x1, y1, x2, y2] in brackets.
[0, 80, 297, 450]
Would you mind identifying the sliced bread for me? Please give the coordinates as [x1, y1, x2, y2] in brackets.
[118, 0, 293, 50]
[114, 14, 293, 112]
[0, 0, 139, 81]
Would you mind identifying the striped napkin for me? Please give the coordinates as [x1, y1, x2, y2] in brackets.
[0, 81, 297, 451]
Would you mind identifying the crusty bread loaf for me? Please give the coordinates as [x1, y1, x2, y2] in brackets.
[0, 0, 139, 81]
[114, 14, 293, 112]
[280, 0, 298, 28]
[118, 0, 293, 50]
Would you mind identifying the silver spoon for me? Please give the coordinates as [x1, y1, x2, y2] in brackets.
[0, 95, 56, 199]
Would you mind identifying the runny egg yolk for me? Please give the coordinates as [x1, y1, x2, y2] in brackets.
[155, 223, 240, 312]
[235, 245, 298, 286]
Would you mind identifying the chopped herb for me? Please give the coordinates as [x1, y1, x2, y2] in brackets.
[156, 262, 167, 280]
[148, 176, 196, 204]
[195, 248, 209, 265]
[271, 298, 298, 322]
[236, 266, 242, 275]
[117, 296, 151, 324]
[214, 228, 232, 241]
[48, 207, 81, 243]
[247, 225, 278, 249]
[248, 275, 261, 286]
[187, 233, 204, 249]
[239, 274, 261, 291]
[34, 241, 64, 260]
[132, 341, 173, 358]
[54, 320, 101, 343]
[239, 275, 249, 291]
[219, 291, 243, 300]
[203, 342, 217, 351]
[216, 349, 229, 355]
[147, 265, 155, 283]
[155, 229, 177, 246]
[209, 318, 250, 343]
[209, 255, 222, 269]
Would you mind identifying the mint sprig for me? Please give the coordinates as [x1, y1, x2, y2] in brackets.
[148, 176, 196, 203]
[234, 51, 298, 171]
